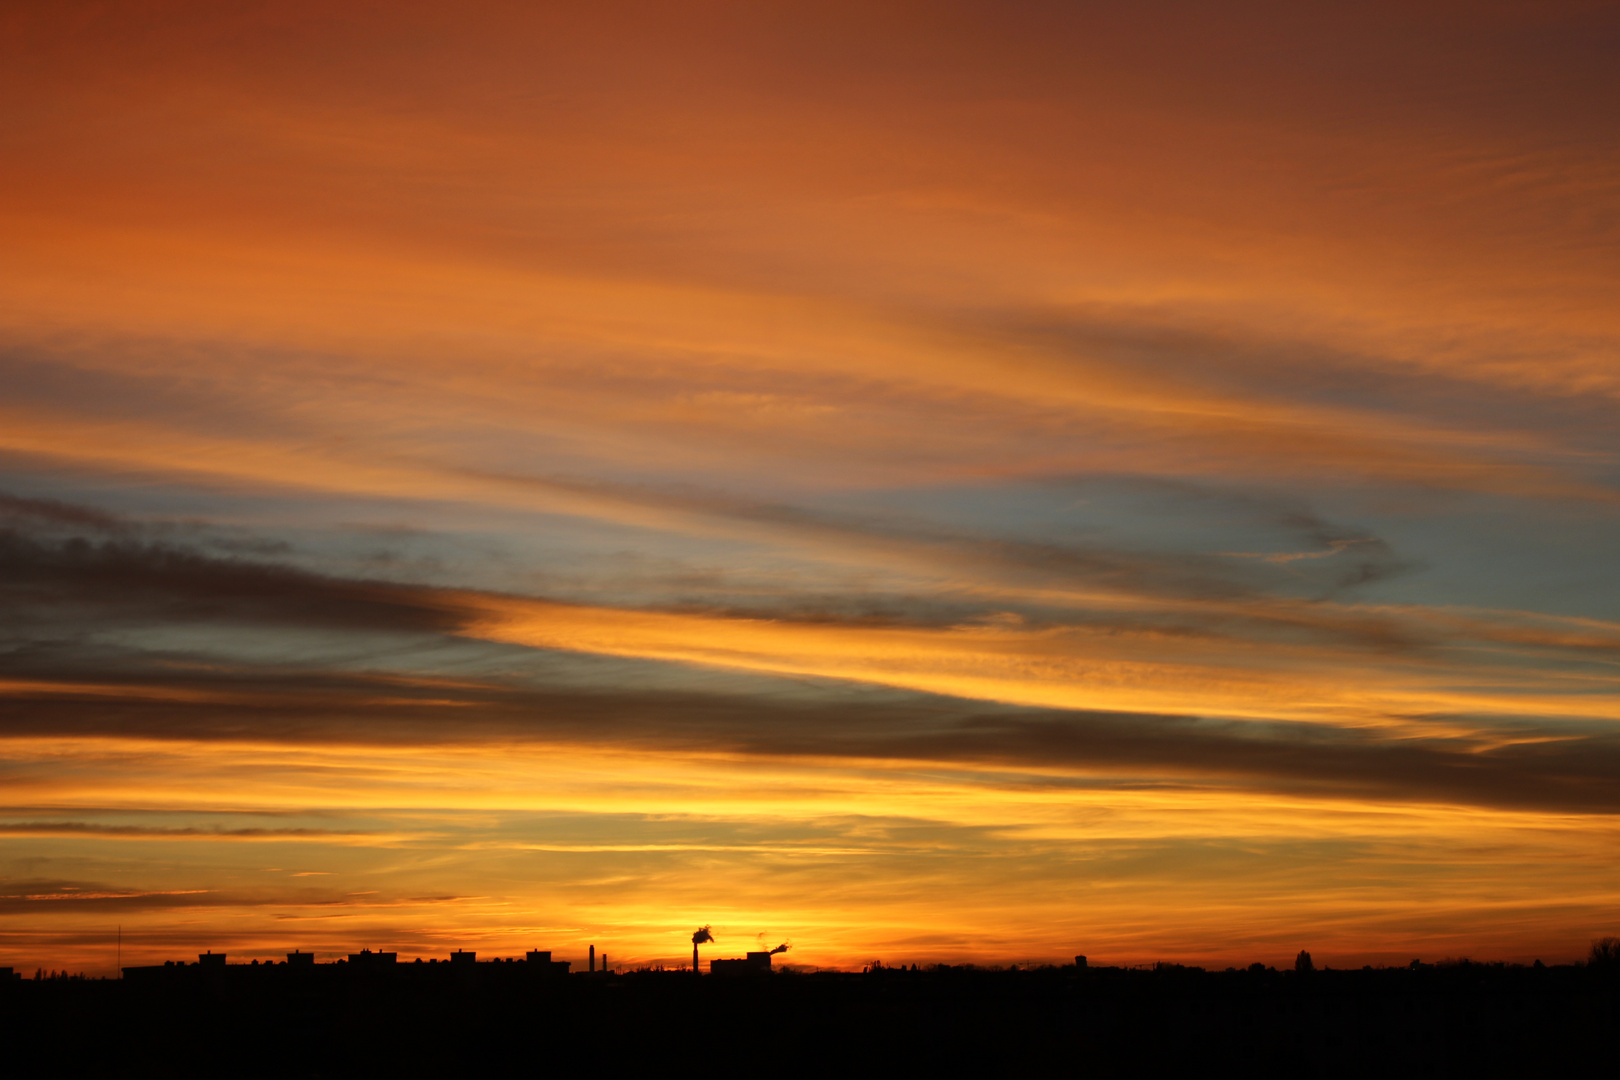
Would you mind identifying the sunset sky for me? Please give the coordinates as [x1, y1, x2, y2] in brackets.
[3, 1, 1618, 975]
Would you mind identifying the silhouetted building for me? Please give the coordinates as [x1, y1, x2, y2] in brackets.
[451, 951, 476, 966]
[1075, 956, 1087, 969]
[526, 950, 570, 974]
[349, 950, 397, 966]
[199, 952, 225, 967]
[589, 944, 595, 973]
[0, 967, 16, 980]
[710, 952, 774, 976]
[287, 951, 314, 966]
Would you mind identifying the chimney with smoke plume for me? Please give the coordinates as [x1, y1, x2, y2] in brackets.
[692, 926, 713, 973]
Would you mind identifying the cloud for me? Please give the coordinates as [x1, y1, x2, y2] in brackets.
[0, 525, 461, 634]
[0, 822, 365, 840]
[435, 469, 1419, 616]
[0, 492, 126, 533]
[0, 494, 1613, 773]
[0, 881, 215, 913]
[2, 627, 1617, 816]
[0, 481, 1421, 650]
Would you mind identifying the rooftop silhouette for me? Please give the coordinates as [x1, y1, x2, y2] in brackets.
[4, 939, 1617, 1076]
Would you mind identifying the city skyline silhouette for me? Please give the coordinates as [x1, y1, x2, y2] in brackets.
[2, 7, 1617, 1067]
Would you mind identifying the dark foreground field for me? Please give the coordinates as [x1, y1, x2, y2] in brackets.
[3, 961, 1615, 1076]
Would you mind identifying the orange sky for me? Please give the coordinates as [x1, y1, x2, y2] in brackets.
[1, 1, 1617, 974]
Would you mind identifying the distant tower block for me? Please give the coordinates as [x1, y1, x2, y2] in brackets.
[450, 950, 476, 965]
[526, 950, 552, 963]
[287, 951, 314, 966]
[589, 944, 595, 973]
[199, 951, 225, 967]
[1075, 955, 1087, 969]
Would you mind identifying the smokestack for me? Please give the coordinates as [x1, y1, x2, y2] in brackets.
[691, 925, 714, 974]
[589, 945, 595, 973]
